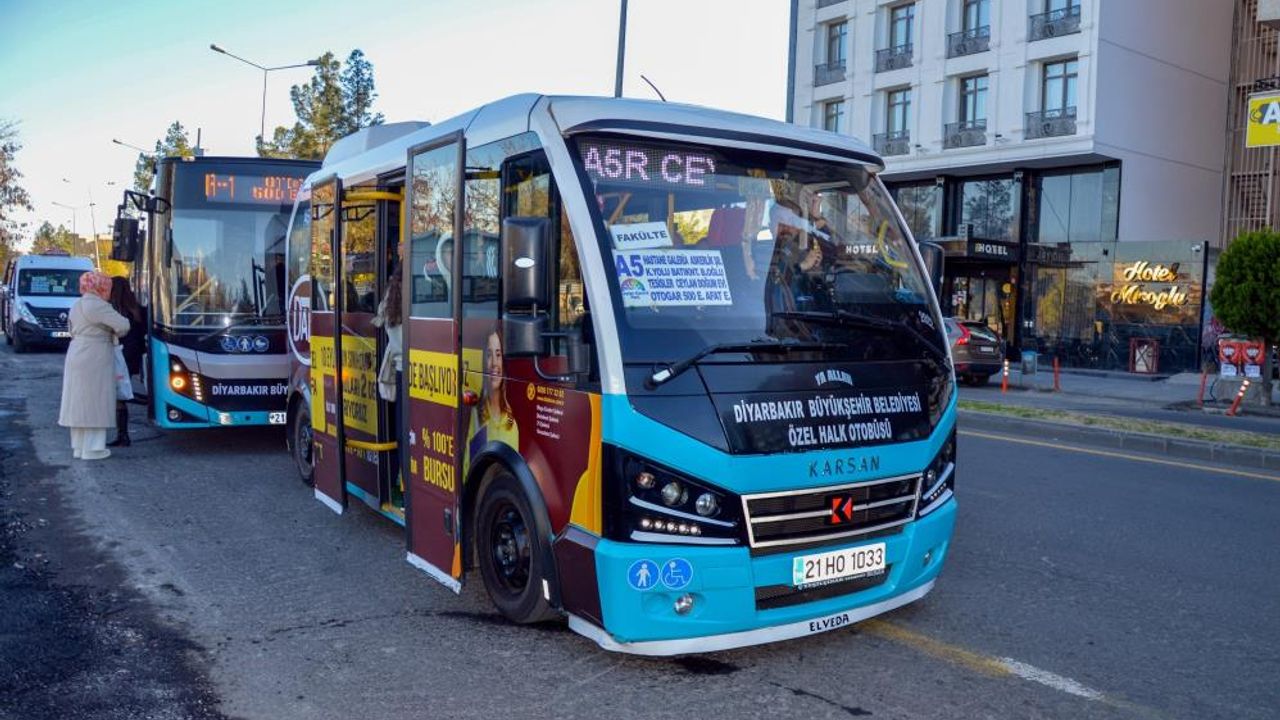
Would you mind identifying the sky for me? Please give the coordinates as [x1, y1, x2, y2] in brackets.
[0, 0, 791, 248]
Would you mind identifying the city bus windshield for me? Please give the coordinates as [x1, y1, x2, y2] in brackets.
[155, 162, 311, 329]
[571, 135, 944, 366]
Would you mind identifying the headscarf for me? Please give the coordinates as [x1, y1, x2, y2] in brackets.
[79, 270, 113, 300]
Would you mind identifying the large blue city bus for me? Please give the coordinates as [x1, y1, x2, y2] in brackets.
[286, 95, 955, 654]
[114, 155, 319, 429]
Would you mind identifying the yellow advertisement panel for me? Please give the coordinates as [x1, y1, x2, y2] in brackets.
[407, 349, 459, 408]
[340, 335, 379, 436]
[310, 334, 334, 435]
[1246, 92, 1280, 147]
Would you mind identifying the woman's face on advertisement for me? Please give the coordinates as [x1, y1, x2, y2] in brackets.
[485, 332, 503, 392]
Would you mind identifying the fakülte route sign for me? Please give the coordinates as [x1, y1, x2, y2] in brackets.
[1246, 91, 1280, 147]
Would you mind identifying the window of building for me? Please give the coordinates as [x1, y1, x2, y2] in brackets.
[890, 182, 939, 241]
[957, 177, 1017, 242]
[823, 100, 846, 133]
[887, 88, 911, 133]
[826, 21, 848, 66]
[890, 4, 914, 48]
[1042, 58, 1078, 113]
[1047, 0, 1081, 12]
[963, 0, 990, 31]
[960, 74, 988, 124]
[1034, 165, 1120, 245]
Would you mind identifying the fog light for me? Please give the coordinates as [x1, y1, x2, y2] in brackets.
[694, 492, 719, 517]
[635, 471, 656, 490]
[673, 593, 694, 615]
[660, 481, 686, 507]
[167, 409, 180, 421]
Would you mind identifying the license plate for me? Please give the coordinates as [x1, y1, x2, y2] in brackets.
[268, 411, 286, 425]
[792, 542, 886, 588]
[52, 331, 70, 338]
[979, 345, 996, 353]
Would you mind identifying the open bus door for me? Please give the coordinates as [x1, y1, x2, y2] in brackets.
[308, 177, 346, 514]
[402, 134, 466, 590]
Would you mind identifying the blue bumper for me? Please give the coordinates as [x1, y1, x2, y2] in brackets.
[578, 496, 955, 654]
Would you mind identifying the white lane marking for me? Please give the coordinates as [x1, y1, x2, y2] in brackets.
[998, 657, 1105, 701]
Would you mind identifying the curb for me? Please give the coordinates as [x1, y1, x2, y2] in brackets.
[958, 409, 1280, 473]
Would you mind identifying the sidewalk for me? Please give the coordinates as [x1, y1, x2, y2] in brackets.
[959, 366, 1280, 437]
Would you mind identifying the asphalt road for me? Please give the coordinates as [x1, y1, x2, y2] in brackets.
[2, 346, 1278, 719]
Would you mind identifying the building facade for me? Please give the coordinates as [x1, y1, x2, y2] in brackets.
[788, 0, 1233, 373]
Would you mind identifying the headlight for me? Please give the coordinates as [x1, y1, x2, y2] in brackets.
[18, 302, 38, 324]
[917, 427, 956, 518]
[604, 446, 743, 545]
[168, 356, 205, 403]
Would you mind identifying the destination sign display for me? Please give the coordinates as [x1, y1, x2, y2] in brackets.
[204, 173, 304, 205]
[579, 140, 719, 189]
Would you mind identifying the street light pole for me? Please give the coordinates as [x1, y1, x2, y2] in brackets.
[62, 179, 115, 267]
[210, 44, 319, 142]
[112, 138, 151, 155]
[614, 0, 628, 98]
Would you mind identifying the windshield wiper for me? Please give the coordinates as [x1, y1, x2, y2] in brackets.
[647, 337, 838, 389]
[772, 309, 947, 363]
[198, 314, 285, 342]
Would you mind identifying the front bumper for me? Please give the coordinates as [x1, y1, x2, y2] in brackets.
[14, 319, 69, 346]
[574, 495, 956, 655]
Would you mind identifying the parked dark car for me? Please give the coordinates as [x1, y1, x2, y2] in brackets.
[944, 318, 1006, 385]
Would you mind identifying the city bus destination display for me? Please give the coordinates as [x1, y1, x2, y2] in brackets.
[580, 141, 718, 189]
[204, 173, 303, 205]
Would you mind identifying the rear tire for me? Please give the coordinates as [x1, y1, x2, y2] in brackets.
[475, 470, 557, 624]
[290, 403, 315, 487]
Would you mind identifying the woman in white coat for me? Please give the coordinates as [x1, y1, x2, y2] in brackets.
[58, 271, 130, 460]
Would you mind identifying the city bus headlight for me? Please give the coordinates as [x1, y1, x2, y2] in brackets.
[917, 427, 956, 518]
[604, 446, 743, 545]
[167, 357, 205, 403]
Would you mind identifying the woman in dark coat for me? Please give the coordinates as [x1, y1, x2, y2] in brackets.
[108, 276, 145, 447]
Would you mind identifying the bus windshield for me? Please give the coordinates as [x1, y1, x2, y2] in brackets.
[572, 135, 944, 366]
[155, 162, 310, 328]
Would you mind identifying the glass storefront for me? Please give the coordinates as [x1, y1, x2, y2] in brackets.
[1024, 240, 1208, 373]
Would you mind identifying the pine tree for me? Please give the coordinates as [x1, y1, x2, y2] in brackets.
[258, 49, 384, 160]
[134, 121, 196, 192]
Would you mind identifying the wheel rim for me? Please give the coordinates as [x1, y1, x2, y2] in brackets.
[295, 414, 313, 469]
[488, 501, 531, 595]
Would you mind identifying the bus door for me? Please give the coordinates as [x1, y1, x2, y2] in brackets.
[402, 134, 466, 590]
[335, 186, 390, 511]
[374, 181, 406, 514]
[308, 177, 345, 514]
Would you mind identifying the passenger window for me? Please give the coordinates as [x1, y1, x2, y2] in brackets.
[408, 142, 459, 319]
[341, 192, 378, 315]
[310, 183, 336, 312]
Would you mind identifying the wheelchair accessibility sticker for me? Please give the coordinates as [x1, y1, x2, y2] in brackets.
[660, 558, 693, 590]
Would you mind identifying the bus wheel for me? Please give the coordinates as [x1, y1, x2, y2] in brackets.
[290, 404, 315, 486]
[476, 471, 556, 624]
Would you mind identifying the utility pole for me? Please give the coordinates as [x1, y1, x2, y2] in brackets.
[614, 0, 628, 98]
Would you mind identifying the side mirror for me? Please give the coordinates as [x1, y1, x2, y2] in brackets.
[112, 217, 140, 262]
[918, 241, 945, 298]
[501, 217, 550, 309]
[504, 315, 547, 357]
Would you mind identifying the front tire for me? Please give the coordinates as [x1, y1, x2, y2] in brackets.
[290, 403, 315, 486]
[475, 471, 557, 624]
[12, 332, 27, 354]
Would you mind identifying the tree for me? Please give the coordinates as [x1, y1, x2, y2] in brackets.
[134, 121, 196, 192]
[258, 49, 384, 160]
[1210, 229, 1280, 405]
[0, 119, 33, 268]
[31, 221, 81, 255]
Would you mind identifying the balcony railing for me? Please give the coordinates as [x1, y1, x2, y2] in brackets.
[873, 130, 911, 156]
[947, 26, 990, 57]
[875, 44, 913, 73]
[1029, 6, 1081, 41]
[1025, 107, 1077, 139]
[814, 61, 846, 87]
[944, 119, 987, 149]
[817, 0, 844, 8]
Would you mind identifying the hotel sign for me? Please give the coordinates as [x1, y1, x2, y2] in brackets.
[1110, 261, 1189, 311]
[1246, 91, 1280, 147]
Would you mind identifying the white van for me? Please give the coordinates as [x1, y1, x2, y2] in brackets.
[3, 254, 95, 352]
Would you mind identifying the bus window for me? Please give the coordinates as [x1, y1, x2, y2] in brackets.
[342, 193, 378, 315]
[286, 200, 310, 297]
[409, 144, 457, 318]
[311, 183, 336, 312]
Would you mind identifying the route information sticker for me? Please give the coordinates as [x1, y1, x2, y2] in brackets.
[612, 249, 733, 307]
